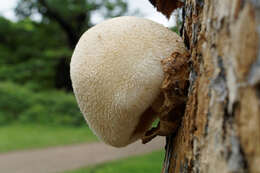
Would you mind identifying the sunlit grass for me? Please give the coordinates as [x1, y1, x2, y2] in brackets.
[0, 124, 97, 153]
[63, 150, 164, 173]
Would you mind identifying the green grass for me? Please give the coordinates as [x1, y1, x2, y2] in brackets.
[0, 124, 97, 153]
[63, 150, 164, 173]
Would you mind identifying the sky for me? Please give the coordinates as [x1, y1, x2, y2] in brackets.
[0, 0, 176, 27]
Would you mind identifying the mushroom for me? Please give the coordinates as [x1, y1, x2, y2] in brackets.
[70, 16, 188, 147]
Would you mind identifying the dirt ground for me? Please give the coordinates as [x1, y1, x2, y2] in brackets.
[0, 137, 164, 173]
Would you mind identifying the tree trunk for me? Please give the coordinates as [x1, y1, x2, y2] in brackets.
[162, 0, 260, 172]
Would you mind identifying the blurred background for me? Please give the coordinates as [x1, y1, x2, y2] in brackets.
[0, 0, 179, 172]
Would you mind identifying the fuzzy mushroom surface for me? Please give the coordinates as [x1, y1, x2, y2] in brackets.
[70, 16, 187, 147]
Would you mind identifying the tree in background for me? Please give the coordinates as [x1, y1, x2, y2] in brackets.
[0, 0, 129, 91]
[16, 0, 128, 49]
[0, 0, 130, 125]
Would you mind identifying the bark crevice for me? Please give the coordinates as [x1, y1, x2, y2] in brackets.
[162, 1, 260, 172]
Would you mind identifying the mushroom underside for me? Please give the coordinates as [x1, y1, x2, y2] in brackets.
[138, 50, 190, 144]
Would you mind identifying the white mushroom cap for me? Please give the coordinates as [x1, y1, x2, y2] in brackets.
[70, 16, 183, 147]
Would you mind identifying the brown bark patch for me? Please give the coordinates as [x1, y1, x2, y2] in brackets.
[148, 0, 184, 18]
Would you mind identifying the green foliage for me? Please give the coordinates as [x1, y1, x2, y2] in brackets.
[15, 0, 130, 36]
[170, 9, 183, 35]
[0, 82, 84, 126]
[0, 124, 97, 153]
[63, 150, 164, 173]
[101, 0, 128, 18]
[0, 17, 69, 89]
[171, 26, 180, 35]
[0, 0, 131, 125]
[0, 0, 130, 90]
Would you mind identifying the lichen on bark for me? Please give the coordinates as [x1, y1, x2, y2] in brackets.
[161, 0, 260, 173]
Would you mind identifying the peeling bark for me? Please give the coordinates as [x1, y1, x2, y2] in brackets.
[162, 0, 260, 172]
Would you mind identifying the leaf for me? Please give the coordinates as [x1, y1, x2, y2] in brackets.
[148, 0, 184, 18]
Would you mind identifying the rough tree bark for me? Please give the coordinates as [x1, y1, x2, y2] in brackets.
[161, 0, 260, 173]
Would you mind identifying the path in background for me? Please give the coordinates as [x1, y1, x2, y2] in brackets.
[0, 137, 165, 173]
